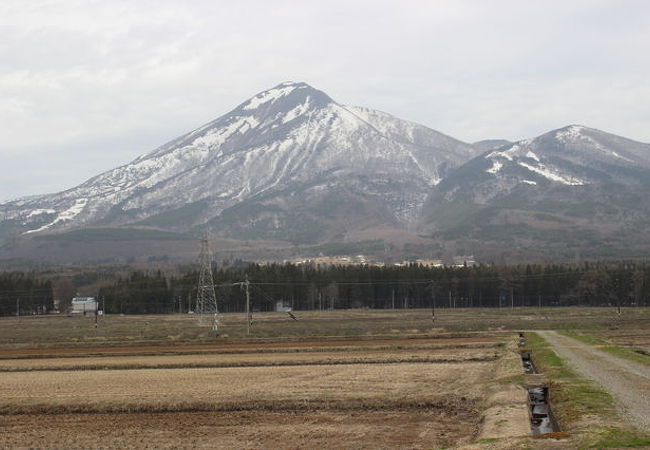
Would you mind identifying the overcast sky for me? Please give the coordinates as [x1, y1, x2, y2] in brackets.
[1, 0, 649, 200]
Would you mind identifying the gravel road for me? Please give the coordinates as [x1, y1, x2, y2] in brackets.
[537, 330, 650, 432]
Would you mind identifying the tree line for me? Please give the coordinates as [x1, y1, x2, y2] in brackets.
[0, 272, 53, 316]
[95, 261, 650, 315]
[2, 262, 648, 316]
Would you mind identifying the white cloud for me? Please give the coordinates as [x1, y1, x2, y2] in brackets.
[1, 0, 649, 198]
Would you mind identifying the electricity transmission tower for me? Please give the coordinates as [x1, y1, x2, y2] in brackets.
[196, 232, 219, 335]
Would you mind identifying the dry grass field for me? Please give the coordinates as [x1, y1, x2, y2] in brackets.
[0, 336, 529, 448]
[0, 359, 491, 414]
[2, 306, 648, 348]
[0, 307, 648, 448]
[0, 410, 479, 449]
[579, 328, 650, 355]
[0, 342, 500, 372]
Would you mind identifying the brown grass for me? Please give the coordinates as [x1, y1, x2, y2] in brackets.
[0, 309, 559, 448]
[0, 338, 501, 372]
[0, 344, 500, 372]
[0, 330, 534, 448]
[0, 336, 502, 358]
[0, 361, 490, 415]
[2, 307, 647, 348]
[0, 410, 477, 449]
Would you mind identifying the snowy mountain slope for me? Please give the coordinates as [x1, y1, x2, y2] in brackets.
[4, 82, 650, 261]
[419, 125, 650, 257]
[482, 125, 650, 187]
[472, 139, 513, 152]
[0, 82, 477, 242]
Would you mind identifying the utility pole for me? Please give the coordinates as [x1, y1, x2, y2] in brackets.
[196, 232, 219, 335]
[510, 287, 514, 309]
[233, 277, 252, 335]
[16, 298, 19, 320]
[616, 276, 621, 318]
[391, 289, 395, 309]
[245, 275, 251, 336]
[431, 281, 436, 325]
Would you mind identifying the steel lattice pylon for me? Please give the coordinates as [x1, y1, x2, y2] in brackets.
[196, 232, 219, 334]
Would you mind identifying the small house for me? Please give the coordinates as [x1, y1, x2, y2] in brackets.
[71, 297, 98, 315]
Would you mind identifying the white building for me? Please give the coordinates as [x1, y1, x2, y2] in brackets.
[275, 300, 292, 312]
[71, 297, 98, 315]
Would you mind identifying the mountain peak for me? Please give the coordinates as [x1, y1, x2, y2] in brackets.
[553, 124, 591, 142]
[237, 81, 334, 113]
[276, 80, 310, 88]
[1, 81, 478, 242]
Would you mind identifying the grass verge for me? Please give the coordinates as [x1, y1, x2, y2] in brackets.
[557, 330, 650, 368]
[525, 332, 650, 449]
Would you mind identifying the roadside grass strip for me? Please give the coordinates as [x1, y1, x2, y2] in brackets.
[557, 330, 650, 368]
[525, 332, 650, 449]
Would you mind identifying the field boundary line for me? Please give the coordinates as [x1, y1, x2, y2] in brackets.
[0, 355, 498, 373]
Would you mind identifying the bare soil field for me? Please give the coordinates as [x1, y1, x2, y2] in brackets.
[3, 308, 646, 448]
[0, 324, 530, 448]
[0, 343, 500, 372]
[0, 335, 500, 358]
[0, 410, 474, 450]
[0, 361, 490, 414]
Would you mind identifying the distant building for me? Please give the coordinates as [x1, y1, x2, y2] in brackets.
[71, 297, 98, 315]
[453, 256, 478, 267]
[275, 300, 292, 312]
[394, 259, 444, 267]
[290, 254, 379, 267]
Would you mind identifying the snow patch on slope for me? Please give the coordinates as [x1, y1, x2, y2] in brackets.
[518, 161, 585, 185]
[243, 84, 301, 110]
[486, 160, 503, 174]
[526, 151, 540, 162]
[283, 97, 311, 123]
[196, 116, 260, 147]
[555, 125, 585, 142]
[26, 209, 56, 218]
[487, 148, 514, 161]
[24, 198, 88, 234]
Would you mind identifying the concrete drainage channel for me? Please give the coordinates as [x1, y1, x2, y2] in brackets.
[518, 332, 560, 437]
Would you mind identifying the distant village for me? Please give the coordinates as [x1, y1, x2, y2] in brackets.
[285, 255, 478, 268]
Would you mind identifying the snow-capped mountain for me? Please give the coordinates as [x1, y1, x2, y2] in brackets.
[482, 125, 650, 188]
[471, 139, 513, 152]
[3, 82, 650, 262]
[0, 82, 477, 244]
[419, 125, 650, 258]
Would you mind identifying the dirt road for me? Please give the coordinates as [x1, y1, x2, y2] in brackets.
[537, 330, 650, 432]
